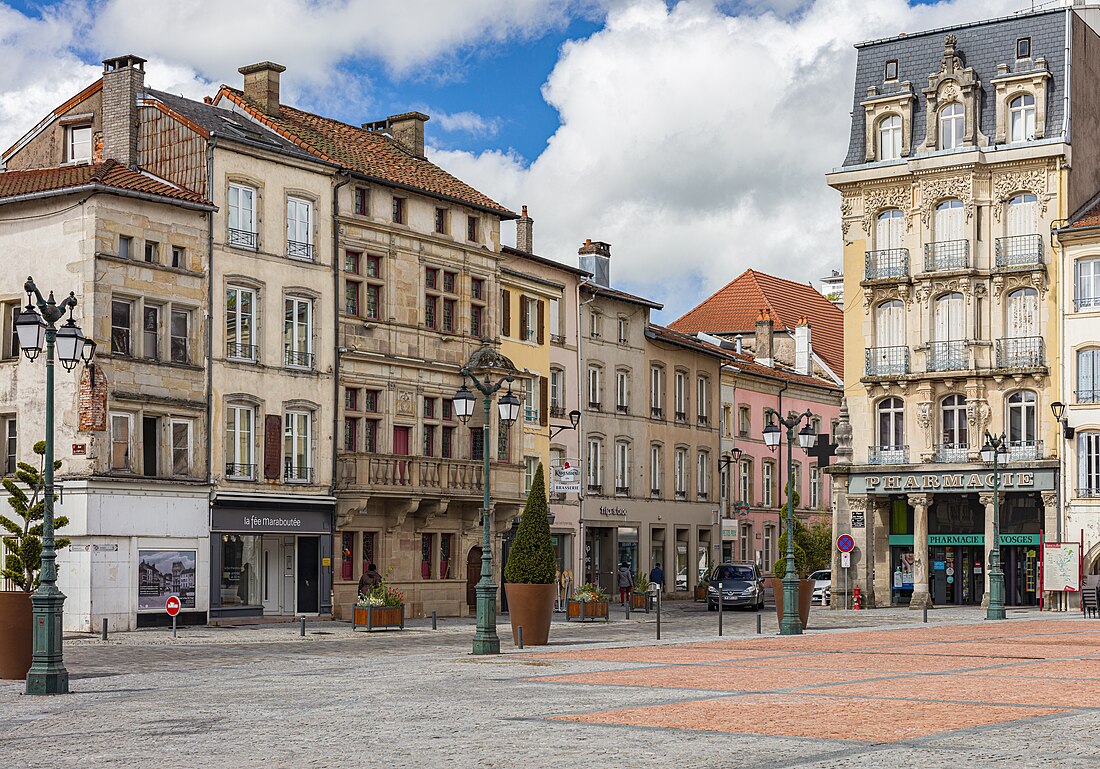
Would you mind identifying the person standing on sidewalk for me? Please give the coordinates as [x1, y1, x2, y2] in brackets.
[649, 562, 665, 591]
[617, 562, 633, 605]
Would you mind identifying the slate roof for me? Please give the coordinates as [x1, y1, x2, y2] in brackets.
[583, 283, 663, 310]
[646, 323, 731, 360]
[668, 269, 843, 375]
[215, 87, 513, 216]
[842, 8, 1067, 167]
[0, 160, 211, 206]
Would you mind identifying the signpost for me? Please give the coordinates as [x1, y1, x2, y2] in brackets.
[552, 462, 581, 494]
[836, 535, 855, 610]
[166, 594, 181, 638]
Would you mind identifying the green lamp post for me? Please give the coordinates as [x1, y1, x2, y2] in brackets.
[980, 431, 1009, 621]
[763, 408, 817, 636]
[453, 345, 521, 655]
[14, 276, 96, 695]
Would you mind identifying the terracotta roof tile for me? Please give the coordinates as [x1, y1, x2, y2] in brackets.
[1066, 195, 1100, 230]
[669, 269, 844, 375]
[215, 87, 513, 216]
[0, 161, 211, 206]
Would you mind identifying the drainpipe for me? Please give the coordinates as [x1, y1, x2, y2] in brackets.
[1063, 7, 1072, 142]
[776, 380, 789, 556]
[331, 171, 350, 500]
[577, 276, 594, 586]
[205, 135, 218, 491]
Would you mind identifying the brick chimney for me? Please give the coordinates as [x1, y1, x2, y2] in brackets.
[794, 316, 812, 375]
[239, 61, 286, 116]
[388, 112, 429, 158]
[754, 309, 774, 368]
[516, 205, 533, 253]
[578, 239, 611, 287]
[101, 55, 146, 168]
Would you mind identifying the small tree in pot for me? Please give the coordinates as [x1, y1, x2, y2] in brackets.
[1, 441, 69, 679]
[503, 463, 556, 645]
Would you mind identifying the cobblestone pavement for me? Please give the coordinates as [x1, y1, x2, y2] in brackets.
[2, 603, 1098, 768]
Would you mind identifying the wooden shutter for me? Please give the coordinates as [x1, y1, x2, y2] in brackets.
[537, 300, 545, 345]
[519, 295, 528, 340]
[539, 376, 548, 426]
[501, 290, 511, 337]
[263, 414, 282, 480]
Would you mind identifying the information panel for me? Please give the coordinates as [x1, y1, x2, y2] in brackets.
[1042, 542, 1080, 593]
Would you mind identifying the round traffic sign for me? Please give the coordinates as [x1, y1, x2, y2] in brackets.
[836, 534, 855, 553]
[165, 595, 181, 617]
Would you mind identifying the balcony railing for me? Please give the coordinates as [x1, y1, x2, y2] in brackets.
[225, 462, 256, 480]
[995, 337, 1044, 369]
[338, 454, 521, 498]
[651, 407, 663, 419]
[616, 404, 629, 414]
[284, 465, 313, 484]
[868, 446, 909, 465]
[675, 490, 687, 500]
[924, 240, 970, 272]
[865, 346, 910, 376]
[865, 248, 909, 280]
[615, 485, 629, 496]
[1006, 440, 1043, 461]
[228, 228, 257, 249]
[226, 342, 258, 362]
[587, 484, 602, 494]
[549, 405, 566, 419]
[934, 443, 969, 463]
[675, 411, 688, 423]
[524, 407, 539, 423]
[285, 348, 315, 368]
[994, 234, 1043, 269]
[550, 333, 565, 345]
[588, 401, 602, 411]
[287, 240, 314, 261]
[697, 491, 708, 501]
[697, 414, 709, 426]
[1077, 487, 1100, 498]
[549, 491, 566, 502]
[1077, 390, 1100, 404]
[927, 340, 968, 372]
[650, 488, 662, 498]
[1075, 295, 1100, 312]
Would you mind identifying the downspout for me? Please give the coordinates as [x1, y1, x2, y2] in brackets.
[577, 276, 594, 586]
[1064, 7, 1072, 142]
[331, 171, 350, 500]
[206, 135, 218, 491]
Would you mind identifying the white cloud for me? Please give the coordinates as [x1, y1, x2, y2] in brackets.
[433, 110, 502, 137]
[430, 0, 1026, 321]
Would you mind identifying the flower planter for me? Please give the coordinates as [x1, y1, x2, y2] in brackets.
[505, 583, 556, 645]
[694, 585, 708, 602]
[0, 591, 33, 680]
[630, 592, 651, 613]
[770, 578, 815, 630]
[352, 604, 405, 631]
[567, 599, 609, 622]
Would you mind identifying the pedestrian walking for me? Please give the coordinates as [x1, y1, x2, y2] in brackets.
[358, 562, 382, 598]
[617, 562, 633, 605]
[649, 562, 665, 590]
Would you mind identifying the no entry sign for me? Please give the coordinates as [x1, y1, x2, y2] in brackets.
[165, 595, 181, 617]
[836, 534, 855, 553]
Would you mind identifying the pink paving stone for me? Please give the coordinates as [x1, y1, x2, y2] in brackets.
[532, 663, 858, 692]
[523, 646, 786, 664]
[958, 658, 1100, 680]
[905, 642, 1095, 660]
[718, 652, 1024, 674]
[840, 673, 1100, 707]
[553, 694, 1068, 743]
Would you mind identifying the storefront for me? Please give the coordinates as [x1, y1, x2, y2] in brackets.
[209, 498, 334, 619]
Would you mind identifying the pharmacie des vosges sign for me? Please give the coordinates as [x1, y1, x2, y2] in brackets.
[849, 468, 1055, 495]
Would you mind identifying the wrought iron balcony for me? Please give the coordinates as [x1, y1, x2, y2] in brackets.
[927, 340, 968, 372]
[924, 240, 970, 272]
[675, 411, 688, 423]
[934, 443, 969, 463]
[864, 248, 909, 280]
[1077, 390, 1100, 404]
[226, 342, 258, 362]
[675, 490, 687, 500]
[995, 337, 1044, 369]
[588, 401, 602, 412]
[225, 462, 256, 480]
[865, 346, 910, 376]
[287, 240, 314, 261]
[868, 446, 909, 465]
[285, 348, 315, 369]
[615, 485, 629, 496]
[549, 405, 566, 418]
[994, 234, 1043, 269]
[1077, 487, 1100, 498]
[1074, 294, 1100, 312]
[587, 483, 603, 494]
[550, 333, 565, 345]
[697, 414, 709, 426]
[1006, 440, 1042, 461]
[228, 228, 257, 249]
[697, 491, 708, 501]
[284, 465, 313, 484]
[651, 407, 663, 419]
[616, 404, 629, 414]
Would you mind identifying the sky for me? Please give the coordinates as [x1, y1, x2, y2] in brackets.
[0, 0, 1038, 322]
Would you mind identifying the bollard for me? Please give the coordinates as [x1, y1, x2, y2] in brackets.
[923, 607, 928, 624]
[626, 598, 631, 620]
[101, 617, 108, 641]
[756, 613, 762, 635]
[656, 591, 661, 640]
[517, 625, 524, 649]
[717, 581, 723, 637]
[172, 615, 177, 639]
[432, 611, 437, 630]
[300, 616, 306, 637]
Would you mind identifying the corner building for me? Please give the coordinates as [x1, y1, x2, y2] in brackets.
[824, 8, 1100, 609]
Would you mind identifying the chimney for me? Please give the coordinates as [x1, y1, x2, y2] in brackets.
[387, 112, 429, 159]
[516, 205, 534, 253]
[578, 239, 611, 287]
[239, 61, 286, 116]
[754, 309, 774, 368]
[734, 334, 743, 354]
[101, 55, 146, 168]
[794, 316, 812, 375]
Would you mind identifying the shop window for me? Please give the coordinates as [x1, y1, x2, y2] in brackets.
[221, 533, 261, 606]
[421, 533, 435, 579]
[341, 532, 354, 581]
[361, 531, 376, 576]
[440, 533, 453, 579]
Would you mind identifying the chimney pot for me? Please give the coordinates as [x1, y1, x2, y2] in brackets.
[379, 111, 429, 159]
[754, 309, 775, 368]
[239, 61, 286, 117]
[516, 204, 534, 253]
[100, 54, 146, 168]
[578, 239, 612, 287]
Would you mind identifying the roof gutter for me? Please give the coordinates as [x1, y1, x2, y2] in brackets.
[342, 169, 516, 220]
[0, 184, 215, 212]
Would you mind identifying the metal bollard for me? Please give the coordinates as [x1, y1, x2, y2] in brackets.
[756, 613, 762, 635]
[172, 615, 177, 639]
[717, 581, 723, 637]
[656, 592, 661, 640]
[923, 607, 928, 624]
[300, 617, 306, 637]
[432, 611, 437, 630]
[517, 625, 524, 649]
[626, 597, 631, 620]
[101, 617, 108, 641]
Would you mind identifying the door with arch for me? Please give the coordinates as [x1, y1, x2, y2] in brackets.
[466, 546, 482, 610]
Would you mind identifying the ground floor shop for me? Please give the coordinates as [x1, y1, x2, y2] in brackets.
[209, 498, 334, 620]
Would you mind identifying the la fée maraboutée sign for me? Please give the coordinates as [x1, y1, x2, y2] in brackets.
[849, 468, 1055, 495]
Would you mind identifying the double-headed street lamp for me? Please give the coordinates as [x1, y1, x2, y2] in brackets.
[14, 276, 96, 695]
[453, 345, 521, 655]
[980, 431, 1010, 621]
[763, 408, 817, 636]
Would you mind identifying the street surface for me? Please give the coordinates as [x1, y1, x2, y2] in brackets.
[2, 601, 1098, 768]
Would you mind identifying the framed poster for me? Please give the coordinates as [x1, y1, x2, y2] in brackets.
[1042, 542, 1080, 593]
[138, 550, 197, 610]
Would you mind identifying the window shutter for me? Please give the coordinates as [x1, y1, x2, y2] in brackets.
[1074, 258, 1082, 306]
[264, 414, 282, 480]
[539, 376, 548, 426]
[537, 300, 545, 345]
[519, 295, 528, 340]
[501, 290, 511, 337]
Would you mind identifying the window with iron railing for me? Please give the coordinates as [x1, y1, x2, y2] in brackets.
[864, 248, 909, 280]
[927, 341, 967, 372]
[923, 240, 969, 272]
[865, 346, 910, 376]
[995, 337, 1044, 369]
[994, 234, 1043, 269]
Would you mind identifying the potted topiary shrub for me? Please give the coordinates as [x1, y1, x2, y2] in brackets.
[770, 495, 816, 630]
[1, 441, 68, 679]
[631, 571, 651, 611]
[567, 582, 609, 621]
[503, 463, 557, 645]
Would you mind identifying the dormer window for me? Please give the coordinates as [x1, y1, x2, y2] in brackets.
[884, 60, 898, 82]
[939, 103, 964, 150]
[1016, 37, 1031, 60]
[1009, 94, 1036, 142]
[66, 125, 91, 163]
[877, 115, 902, 160]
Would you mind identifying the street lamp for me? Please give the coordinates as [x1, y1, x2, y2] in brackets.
[15, 276, 94, 695]
[453, 344, 520, 655]
[763, 408, 817, 636]
[549, 409, 582, 440]
[718, 447, 744, 519]
[980, 431, 1010, 621]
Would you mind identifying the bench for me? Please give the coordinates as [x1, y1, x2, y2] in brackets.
[1083, 586, 1099, 618]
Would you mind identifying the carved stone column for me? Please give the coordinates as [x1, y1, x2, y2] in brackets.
[909, 493, 933, 609]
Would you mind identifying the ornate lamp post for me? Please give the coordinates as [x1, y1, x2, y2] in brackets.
[13, 276, 96, 695]
[980, 431, 1010, 621]
[763, 408, 817, 636]
[453, 345, 521, 655]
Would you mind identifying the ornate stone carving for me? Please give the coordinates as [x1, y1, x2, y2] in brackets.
[916, 401, 933, 448]
[396, 389, 415, 415]
[919, 175, 974, 224]
[841, 194, 858, 238]
[978, 492, 997, 509]
[993, 271, 1048, 302]
[862, 185, 912, 235]
[1041, 491, 1057, 509]
[923, 35, 986, 151]
[992, 167, 1048, 221]
[907, 493, 932, 511]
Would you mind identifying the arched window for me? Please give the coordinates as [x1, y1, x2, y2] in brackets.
[934, 292, 964, 342]
[1009, 94, 1036, 143]
[1006, 193, 1038, 237]
[875, 209, 904, 250]
[934, 199, 964, 242]
[1078, 348, 1100, 403]
[939, 102, 964, 150]
[875, 299, 904, 348]
[1006, 391, 1037, 454]
[876, 398, 905, 463]
[1075, 257, 1100, 310]
[941, 394, 968, 453]
[1005, 287, 1038, 338]
[878, 115, 902, 160]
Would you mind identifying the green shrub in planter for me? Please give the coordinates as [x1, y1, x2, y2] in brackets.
[2, 441, 69, 592]
[503, 463, 555, 584]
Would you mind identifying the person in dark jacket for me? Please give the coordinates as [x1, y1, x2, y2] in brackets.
[617, 562, 633, 605]
[358, 563, 382, 597]
[649, 563, 665, 590]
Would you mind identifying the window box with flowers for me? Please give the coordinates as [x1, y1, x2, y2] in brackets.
[566, 583, 610, 622]
[352, 578, 405, 631]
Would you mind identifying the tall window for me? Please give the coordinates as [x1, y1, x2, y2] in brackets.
[1009, 94, 1036, 143]
[170, 419, 192, 476]
[228, 184, 256, 247]
[226, 405, 255, 478]
[1078, 348, 1100, 403]
[674, 447, 687, 499]
[110, 413, 132, 471]
[2, 416, 16, 475]
[170, 309, 190, 364]
[226, 286, 256, 360]
[392, 197, 406, 224]
[650, 366, 664, 416]
[142, 305, 160, 360]
[550, 368, 564, 411]
[616, 370, 629, 413]
[587, 366, 601, 409]
[934, 292, 964, 342]
[1076, 258, 1100, 310]
[615, 441, 629, 494]
[1006, 287, 1039, 339]
[934, 199, 964, 242]
[674, 371, 687, 420]
[353, 187, 368, 216]
[875, 209, 903, 250]
[875, 299, 904, 348]
[111, 299, 132, 355]
[740, 524, 752, 563]
[650, 444, 662, 495]
[941, 394, 968, 448]
[548, 298, 560, 340]
[284, 297, 314, 368]
[738, 459, 750, 503]
[762, 461, 774, 508]
[587, 437, 603, 491]
[524, 378, 538, 423]
[66, 124, 91, 163]
[286, 197, 313, 260]
[809, 466, 820, 509]
[524, 456, 538, 493]
[877, 397, 904, 447]
[696, 452, 708, 498]
[763, 526, 775, 572]
[284, 412, 312, 482]
[1006, 194, 1039, 237]
[877, 114, 902, 160]
[696, 376, 709, 423]
[939, 102, 964, 150]
[1078, 432, 1100, 496]
[1006, 391, 1037, 448]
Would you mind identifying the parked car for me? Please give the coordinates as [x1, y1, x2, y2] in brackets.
[706, 563, 765, 611]
[809, 569, 831, 606]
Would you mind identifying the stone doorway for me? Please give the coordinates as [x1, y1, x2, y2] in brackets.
[466, 546, 482, 610]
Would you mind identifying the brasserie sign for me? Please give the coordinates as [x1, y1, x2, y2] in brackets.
[850, 468, 1055, 495]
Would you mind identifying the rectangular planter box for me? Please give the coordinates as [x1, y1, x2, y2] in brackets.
[567, 599, 609, 622]
[630, 592, 651, 613]
[352, 604, 405, 631]
[694, 586, 708, 602]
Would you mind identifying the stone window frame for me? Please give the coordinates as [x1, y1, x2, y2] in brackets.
[226, 175, 262, 251]
[921, 35, 985, 153]
[861, 95, 913, 162]
[224, 275, 265, 364]
[992, 65, 1050, 145]
[284, 188, 319, 262]
[224, 395, 262, 481]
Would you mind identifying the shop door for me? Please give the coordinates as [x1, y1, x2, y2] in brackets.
[262, 537, 282, 614]
[466, 547, 481, 610]
[1005, 546, 1039, 606]
[296, 536, 319, 614]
